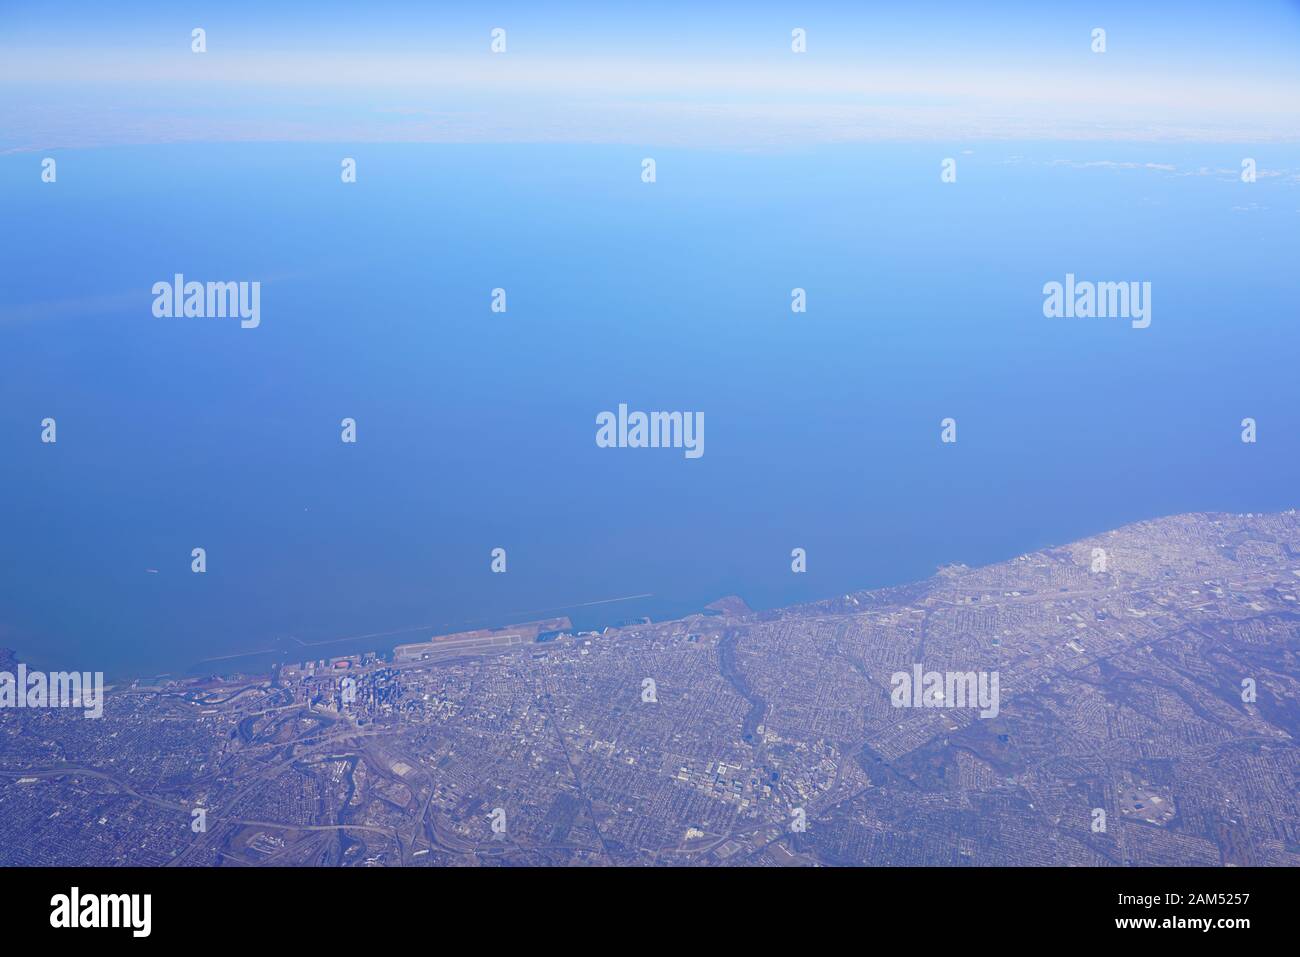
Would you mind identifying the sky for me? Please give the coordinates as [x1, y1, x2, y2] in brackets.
[3, 2, 1300, 151]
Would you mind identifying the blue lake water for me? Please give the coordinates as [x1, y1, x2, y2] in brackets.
[2, 142, 1297, 676]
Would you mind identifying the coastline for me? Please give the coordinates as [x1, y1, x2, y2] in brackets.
[7, 506, 1294, 687]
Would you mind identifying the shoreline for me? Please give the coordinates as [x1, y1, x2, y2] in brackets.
[6, 506, 1295, 685]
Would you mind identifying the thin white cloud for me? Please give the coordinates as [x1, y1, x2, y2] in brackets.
[2, 50, 1298, 149]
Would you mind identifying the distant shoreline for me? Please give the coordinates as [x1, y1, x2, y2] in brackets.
[7, 508, 1295, 685]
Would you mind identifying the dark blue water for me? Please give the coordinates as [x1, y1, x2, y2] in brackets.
[2, 142, 1297, 676]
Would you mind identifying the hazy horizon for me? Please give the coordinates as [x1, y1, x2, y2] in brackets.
[4, 1, 1300, 153]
